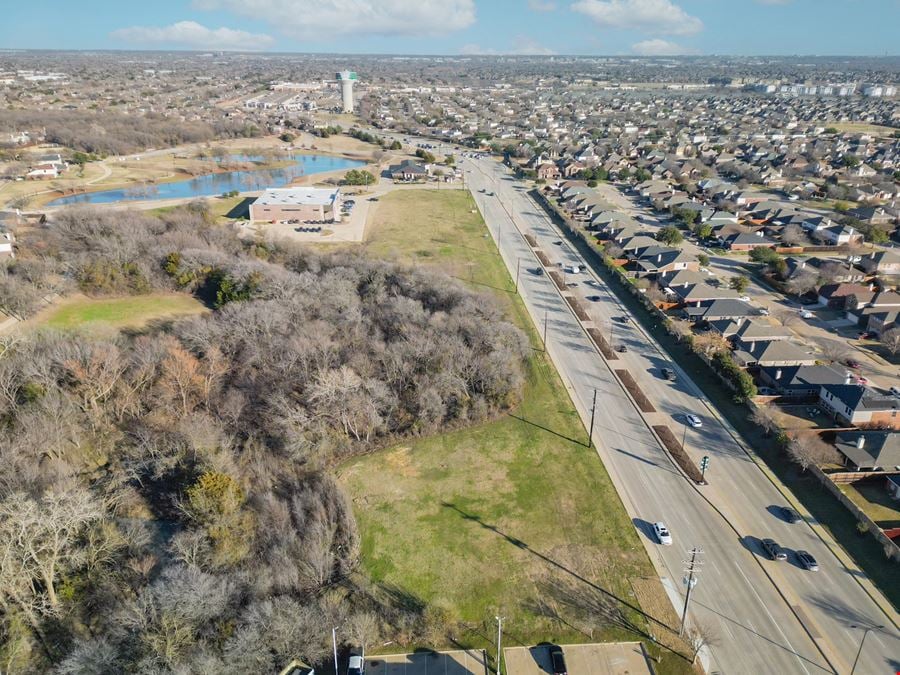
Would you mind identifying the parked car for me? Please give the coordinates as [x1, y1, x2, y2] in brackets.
[796, 550, 819, 571]
[845, 359, 861, 369]
[348, 651, 364, 675]
[799, 310, 814, 319]
[548, 645, 567, 675]
[857, 331, 874, 340]
[685, 414, 703, 428]
[653, 522, 673, 545]
[739, 295, 751, 302]
[661, 367, 676, 381]
[780, 506, 802, 524]
[761, 538, 787, 561]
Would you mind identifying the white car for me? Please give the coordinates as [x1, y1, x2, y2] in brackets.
[653, 522, 673, 546]
[800, 310, 814, 319]
[686, 414, 703, 428]
[739, 295, 751, 302]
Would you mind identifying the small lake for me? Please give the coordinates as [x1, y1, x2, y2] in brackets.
[46, 153, 364, 207]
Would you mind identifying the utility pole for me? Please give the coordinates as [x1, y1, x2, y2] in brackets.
[332, 626, 339, 675]
[515, 258, 521, 293]
[588, 388, 598, 448]
[849, 624, 884, 675]
[495, 616, 504, 675]
[680, 547, 703, 636]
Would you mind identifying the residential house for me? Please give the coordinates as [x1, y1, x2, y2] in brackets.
[859, 250, 900, 277]
[0, 232, 13, 260]
[631, 246, 698, 278]
[758, 364, 847, 399]
[723, 232, 777, 251]
[819, 383, 900, 429]
[683, 299, 761, 323]
[834, 431, 900, 471]
[733, 340, 817, 368]
[817, 283, 874, 309]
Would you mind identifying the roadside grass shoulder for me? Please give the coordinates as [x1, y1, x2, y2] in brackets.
[340, 189, 689, 668]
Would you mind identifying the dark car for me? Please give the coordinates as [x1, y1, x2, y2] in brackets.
[587, 295, 601, 301]
[533, 267, 545, 276]
[845, 359, 861, 369]
[796, 550, 819, 571]
[616, 344, 628, 352]
[548, 645, 567, 675]
[661, 367, 676, 381]
[761, 538, 787, 561]
[780, 506, 802, 524]
[348, 650, 364, 675]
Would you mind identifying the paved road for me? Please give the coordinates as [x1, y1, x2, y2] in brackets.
[460, 155, 899, 675]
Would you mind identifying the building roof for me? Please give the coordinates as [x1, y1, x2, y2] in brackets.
[834, 431, 900, 470]
[734, 340, 816, 366]
[253, 187, 339, 206]
[759, 364, 846, 391]
[684, 298, 760, 320]
[822, 384, 900, 413]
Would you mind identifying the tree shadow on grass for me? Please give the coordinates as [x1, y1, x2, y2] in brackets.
[507, 413, 587, 447]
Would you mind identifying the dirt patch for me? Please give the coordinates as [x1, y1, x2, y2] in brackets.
[535, 250, 551, 266]
[587, 327, 618, 360]
[382, 446, 419, 478]
[549, 270, 567, 291]
[653, 425, 705, 484]
[525, 233, 538, 247]
[630, 577, 691, 658]
[566, 296, 591, 322]
[616, 370, 656, 413]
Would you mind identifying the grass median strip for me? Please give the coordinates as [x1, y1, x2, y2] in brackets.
[616, 369, 656, 413]
[653, 426, 705, 484]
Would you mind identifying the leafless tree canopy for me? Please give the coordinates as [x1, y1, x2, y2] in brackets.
[0, 205, 529, 671]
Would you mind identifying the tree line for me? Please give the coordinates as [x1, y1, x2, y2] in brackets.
[0, 205, 528, 671]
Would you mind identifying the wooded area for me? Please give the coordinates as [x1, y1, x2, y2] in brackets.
[0, 205, 528, 671]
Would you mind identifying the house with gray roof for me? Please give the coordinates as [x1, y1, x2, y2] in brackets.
[834, 431, 900, 471]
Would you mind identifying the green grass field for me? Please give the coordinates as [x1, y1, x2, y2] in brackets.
[38, 293, 207, 331]
[341, 190, 688, 669]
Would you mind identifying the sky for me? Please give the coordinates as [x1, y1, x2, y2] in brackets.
[3, 0, 899, 57]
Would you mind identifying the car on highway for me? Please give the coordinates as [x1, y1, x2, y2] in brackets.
[532, 267, 544, 276]
[796, 550, 819, 571]
[548, 645, 567, 675]
[685, 414, 703, 428]
[616, 344, 628, 353]
[890, 386, 900, 397]
[661, 367, 676, 381]
[653, 522, 673, 545]
[761, 538, 788, 561]
[553, 240, 562, 245]
[616, 315, 631, 323]
[587, 295, 601, 301]
[486, 191, 495, 196]
[780, 506, 802, 524]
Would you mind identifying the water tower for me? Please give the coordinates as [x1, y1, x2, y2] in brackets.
[335, 71, 357, 113]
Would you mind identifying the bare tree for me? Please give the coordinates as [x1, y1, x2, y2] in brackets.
[780, 224, 806, 246]
[817, 261, 844, 285]
[818, 340, 848, 364]
[749, 404, 780, 437]
[880, 327, 900, 356]
[687, 620, 720, 664]
[775, 309, 801, 328]
[786, 270, 819, 297]
[786, 435, 841, 472]
[0, 487, 102, 616]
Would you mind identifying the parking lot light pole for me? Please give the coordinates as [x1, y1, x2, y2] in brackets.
[849, 624, 884, 675]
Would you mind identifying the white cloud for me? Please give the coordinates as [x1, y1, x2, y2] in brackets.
[571, 0, 703, 36]
[111, 21, 275, 50]
[631, 38, 697, 55]
[192, 0, 476, 39]
[528, 0, 557, 11]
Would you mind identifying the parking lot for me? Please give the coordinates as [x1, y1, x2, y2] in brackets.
[503, 643, 653, 675]
[366, 649, 488, 675]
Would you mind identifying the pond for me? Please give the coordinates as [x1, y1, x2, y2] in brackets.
[46, 153, 364, 207]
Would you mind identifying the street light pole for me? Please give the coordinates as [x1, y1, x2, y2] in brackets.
[515, 258, 521, 293]
[588, 388, 598, 448]
[495, 616, 504, 675]
[332, 626, 339, 675]
[849, 624, 884, 675]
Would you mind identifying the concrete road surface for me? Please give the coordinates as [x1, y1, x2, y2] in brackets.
[459, 154, 899, 675]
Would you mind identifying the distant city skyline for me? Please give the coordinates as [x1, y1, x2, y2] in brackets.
[4, 1, 899, 57]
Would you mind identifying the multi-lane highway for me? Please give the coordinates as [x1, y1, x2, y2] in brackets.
[458, 153, 899, 675]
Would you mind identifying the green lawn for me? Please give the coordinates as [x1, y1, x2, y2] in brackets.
[842, 482, 900, 529]
[340, 189, 690, 671]
[39, 293, 207, 331]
